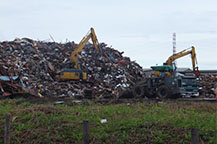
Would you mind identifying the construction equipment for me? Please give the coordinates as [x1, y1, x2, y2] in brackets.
[60, 28, 100, 80]
[133, 46, 199, 99]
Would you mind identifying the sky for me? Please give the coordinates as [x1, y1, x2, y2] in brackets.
[0, 0, 217, 70]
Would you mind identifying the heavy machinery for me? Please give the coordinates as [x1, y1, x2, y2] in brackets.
[60, 28, 100, 80]
[133, 46, 199, 99]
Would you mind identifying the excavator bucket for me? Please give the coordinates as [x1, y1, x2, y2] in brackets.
[193, 70, 200, 77]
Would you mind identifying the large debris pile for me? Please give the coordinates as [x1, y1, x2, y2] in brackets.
[0, 38, 145, 99]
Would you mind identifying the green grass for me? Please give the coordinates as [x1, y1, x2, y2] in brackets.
[0, 98, 216, 144]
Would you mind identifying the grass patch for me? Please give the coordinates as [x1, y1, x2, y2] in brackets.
[0, 99, 216, 143]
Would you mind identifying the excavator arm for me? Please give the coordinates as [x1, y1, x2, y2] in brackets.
[165, 46, 199, 76]
[70, 27, 99, 69]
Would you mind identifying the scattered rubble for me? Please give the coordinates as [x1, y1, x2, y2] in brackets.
[0, 66, 42, 98]
[0, 38, 145, 99]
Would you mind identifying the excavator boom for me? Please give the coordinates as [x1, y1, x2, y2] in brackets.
[70, 28, 99, 69]
[165, 46, 199, 76]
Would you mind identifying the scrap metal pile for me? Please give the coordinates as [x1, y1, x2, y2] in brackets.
[0, 38, 145, 99]
[199, 75, 217, 98]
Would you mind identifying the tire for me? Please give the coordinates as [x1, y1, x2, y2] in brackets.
[157, 85, 171, 99]
[133, 84, 144, 98]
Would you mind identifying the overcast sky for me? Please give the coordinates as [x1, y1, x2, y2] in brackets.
[0, 0, 217, 69]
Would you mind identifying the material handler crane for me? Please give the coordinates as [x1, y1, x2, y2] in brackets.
[60, 28, 100, 80]
[133, 46, 200, 99]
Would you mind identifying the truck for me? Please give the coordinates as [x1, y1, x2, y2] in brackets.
[179, 73, 199, 97]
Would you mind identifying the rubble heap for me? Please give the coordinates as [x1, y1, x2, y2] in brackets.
[0, 38, 145, 99]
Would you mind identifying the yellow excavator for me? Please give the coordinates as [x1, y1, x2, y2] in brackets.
[60, 27, 100, 80]
[151, 46, 200, 77]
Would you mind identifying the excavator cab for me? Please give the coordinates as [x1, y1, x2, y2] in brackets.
[60, 62, 87, 80]
[60, 68, 87, 80]
[151, 65, 173, 77]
